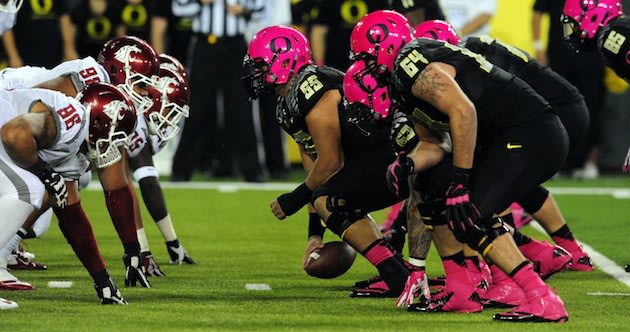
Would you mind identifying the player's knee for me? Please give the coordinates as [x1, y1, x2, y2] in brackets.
[322, 196, 366, 237]
[133, 166, 159, 183]
[466, 217, 510, 256]
[518, 186, 549, 214]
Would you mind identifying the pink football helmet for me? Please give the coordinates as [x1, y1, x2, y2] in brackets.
[97, 35, 160, 113]
[349, 10, 413, 77]
[159, 53, 188, 79]
[242, 25, 313, 99]
[79, 82, 137, 168]
[146, 66, 190, 141]
[562, 0, 623, 50]
[343, 61, 392, 120]
[0, 0, 22, 13]
[414, 20, 461, 45]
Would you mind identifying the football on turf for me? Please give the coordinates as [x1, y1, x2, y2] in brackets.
[304, 241, 357, 279]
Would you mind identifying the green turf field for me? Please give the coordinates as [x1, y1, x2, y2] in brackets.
[3, 175, 630, 331]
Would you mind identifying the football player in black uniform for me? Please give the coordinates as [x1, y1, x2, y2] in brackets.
[561, 0, 629, 272]
[389, 0, 445, 26]
[348, 11, 569, 322]
[242, 25, 444, 298]
[414, 19, 595, 301]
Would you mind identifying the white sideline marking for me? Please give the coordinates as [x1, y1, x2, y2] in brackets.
[587, 292, 630, 296]
[245, 283, 271, 291]
[530, 222, 630, 289]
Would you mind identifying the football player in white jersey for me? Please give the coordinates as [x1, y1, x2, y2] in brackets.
[125, 57, 194, 271]
[0, 36, 157, 287]
[0, 82, 137, 307]
[0, 38, 193, 281]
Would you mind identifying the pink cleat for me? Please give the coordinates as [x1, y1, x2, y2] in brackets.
[566, 246, 594, 272]
[493, 287, 568, 323]
[408, 280, 483, 313]
[529, 241, 573, 280]
[482, 275, 526, 308]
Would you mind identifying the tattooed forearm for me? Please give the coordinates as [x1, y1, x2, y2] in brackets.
[411, 65, 447, 105]
[406, 174, 433, 259]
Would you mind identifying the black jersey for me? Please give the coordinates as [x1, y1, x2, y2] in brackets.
[277, 65, 389, 159]
[598, 16, 630, 81]
[465, 36, 583, 106]
[70, 0, 123, 58]
[391, 38, 551, 145]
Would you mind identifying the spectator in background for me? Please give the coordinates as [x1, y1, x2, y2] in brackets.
[246, 0, 292, 180]
[310, 0, 386, 70]
[3, 0, 72, 68]
[151, 0, 193, 63]
[171, 0, 265, 183]
[120, 0, 152, 40]
[389, 0, 445, 26]
[291, 0, 314, 34]
[439, 0, 496, 38]
[533, 0, 606, 179]
[62, 0, 124, 59]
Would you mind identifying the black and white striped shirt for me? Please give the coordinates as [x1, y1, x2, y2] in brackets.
[172, 0, 265, 37]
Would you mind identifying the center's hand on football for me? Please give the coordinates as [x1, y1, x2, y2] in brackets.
[303, 236, 324, 269]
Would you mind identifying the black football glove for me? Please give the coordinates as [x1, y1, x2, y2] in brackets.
[390, 111, 420, 154]
[277, 183, 313, 217]
[27, 158, 68, 209]
[386, 152, 414, 198]
[445, 167, 482, 243]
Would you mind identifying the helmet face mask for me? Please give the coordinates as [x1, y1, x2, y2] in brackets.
[241, 25, 313, 100]
[145, 67, 190, 141]
[562, 0, 623, 51]
[242, 55, 276, 100]
[79, 82, 137, 168]
[0, 0, 22, 13]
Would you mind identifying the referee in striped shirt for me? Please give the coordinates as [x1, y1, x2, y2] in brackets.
[171, 0, 265, 182]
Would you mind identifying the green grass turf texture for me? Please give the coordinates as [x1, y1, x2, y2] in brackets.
[3, 175, 630, 331]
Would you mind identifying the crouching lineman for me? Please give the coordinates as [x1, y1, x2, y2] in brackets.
[561, 0, 630, 272]
[347, 10, 569, 322]
[0, 82, 137, 306]
[0, 36, 194, 282]
[243, 25, 430, 298]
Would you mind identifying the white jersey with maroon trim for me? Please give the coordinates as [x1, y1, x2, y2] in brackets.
[1, 88, 90, 180]
[0, 57, 110, 93]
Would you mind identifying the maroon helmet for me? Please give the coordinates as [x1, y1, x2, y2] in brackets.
[97, 36, 160, 114]
[145, 66, 190, 141]
[78, 82, 137, 168]
[159, 53, 188, 79]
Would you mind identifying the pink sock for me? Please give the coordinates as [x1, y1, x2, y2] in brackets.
[363, 240, 394, 266]
[512, 263, 546, 297]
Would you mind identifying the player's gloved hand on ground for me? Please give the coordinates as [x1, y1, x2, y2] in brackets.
[396, 268, 430, 307]
[386, 152, 414, 198]
[445, 167, 482, 243]
[123, 254, 151, 288]
[27, 157, 68, 208]
[141, 252, 166, 277]
[273, 183, 313, 219]
[389, 111, 419, 154]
